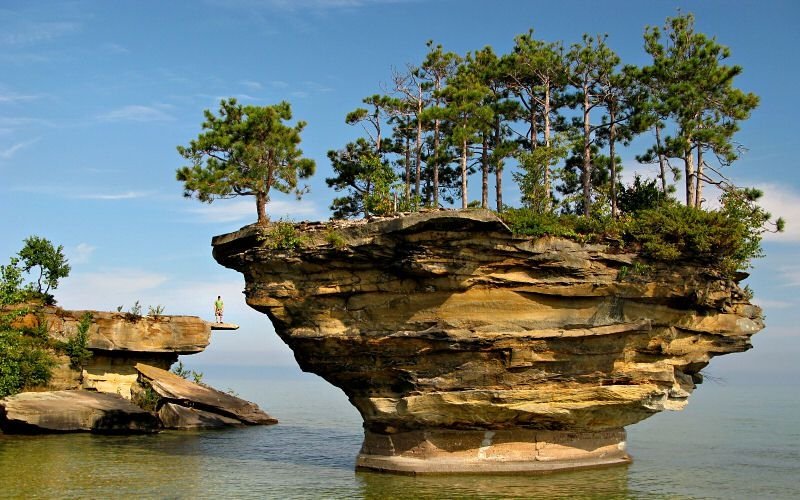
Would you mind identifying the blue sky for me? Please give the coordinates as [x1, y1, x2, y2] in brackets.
[1, 0, 798, 377]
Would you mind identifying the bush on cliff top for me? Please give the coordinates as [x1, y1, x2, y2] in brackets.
[502, 194, 773, 275]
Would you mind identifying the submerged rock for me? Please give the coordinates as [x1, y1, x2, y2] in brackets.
[212, 209, 763, 474]
[135, 363, 277, 426]
[0, 390, 159, 434]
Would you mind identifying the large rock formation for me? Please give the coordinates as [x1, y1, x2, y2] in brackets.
[212, 210, 763, 474]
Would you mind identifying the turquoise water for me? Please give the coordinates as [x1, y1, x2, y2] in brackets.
[1, 366, 798, 499]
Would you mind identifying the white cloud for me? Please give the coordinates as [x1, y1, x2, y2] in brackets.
[185, 198, 323, 223]
[777, 266, 800, 288]
[0, 21, 80, 46]
[751, 298, 794, 309]
[215, 0, 415, 10]
[0, 137, 39, 159]
[58, 269, 169, 311]
[101, 42, 129, 54]
[0, 90, 40, 103]
[69, 243, 96, 265]
[753, 183, 800, 242]
[98, 105, 176, 122]
[75, 191, 152, 200]
[240, 80, 263, 90]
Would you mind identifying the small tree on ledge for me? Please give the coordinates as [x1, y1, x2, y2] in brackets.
[176, 98, 316, 222]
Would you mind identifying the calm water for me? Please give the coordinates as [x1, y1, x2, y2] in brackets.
[1, 366, 798, 499]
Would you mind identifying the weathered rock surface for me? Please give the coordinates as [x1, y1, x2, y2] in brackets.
[158, 402, 243, 429]
[135, 363, 277, 425]
[0, 390, 159, 434]
[7, 305, 211, 396]
[212, 209, 763, 474]
[30, 307, 211, 354]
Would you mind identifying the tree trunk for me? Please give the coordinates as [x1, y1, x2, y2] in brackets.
[543, 83, 552, 206]
[461, 139, 468, 209]
[415, 104, 422, 199]
[481, 135, 489, 208]
[610, 118, 617, 218]
[582, 89, 592, 217]
[494, 116, 503, 212]
[684, 138, 696, 207]
[655, 125, 668, 194]
[433, 119, 440, 208]
[256, 192, 268, 222]
[404, 135, 411, 202]
[695, 145, 704, 208]
[530, 105, 537, 151]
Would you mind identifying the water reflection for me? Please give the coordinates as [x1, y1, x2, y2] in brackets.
[356, 465, 633, 499]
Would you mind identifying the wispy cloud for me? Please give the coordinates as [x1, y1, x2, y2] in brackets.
[754, 183, 800, 242]
[0, 90, 41, 103]
[69, 243, 96, 265]
[11, 184, 154, 201]
[101, 42, 129, 54]
[208, 0, 416, 11]
[0, 137, 40, 159]
[777, 266, 800, 288]
[185, 198, 322, 223]
[240, 80, 263, 91]
[751, 298, 794, 309]
[74, 190, 153, 200]
[98, 105, 176, 122]
[0, 21, 80, 46]
[57, 268, 169, 311]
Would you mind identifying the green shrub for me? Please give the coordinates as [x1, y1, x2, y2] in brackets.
[262, 221, 306, 251]
[501, 208, 579, 239]
[0, 329, 54, 398]
[324, 230, 347, 249]
[62, 312, 93, 370]
[132, 384, 160, 412]
[170, 360, 204, 384]
[626, 203, 744, 272]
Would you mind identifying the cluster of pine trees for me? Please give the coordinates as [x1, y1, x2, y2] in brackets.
[326, 13, 759, 219]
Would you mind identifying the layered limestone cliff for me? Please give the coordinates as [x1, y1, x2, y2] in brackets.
[212, 209, 763, 474]
[12, 306, 210, 396]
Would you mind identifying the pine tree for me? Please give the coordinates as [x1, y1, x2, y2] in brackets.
[643, 13, 759, 207]
[566, 34, 620, 216]
[176, 99, 315, 222]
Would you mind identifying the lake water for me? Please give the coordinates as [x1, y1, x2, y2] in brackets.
[1, 365, 798, 499]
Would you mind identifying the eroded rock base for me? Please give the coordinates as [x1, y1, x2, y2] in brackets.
[356, 428, 629, 475]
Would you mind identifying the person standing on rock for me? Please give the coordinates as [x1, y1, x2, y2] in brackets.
[214, 295, 224, 324]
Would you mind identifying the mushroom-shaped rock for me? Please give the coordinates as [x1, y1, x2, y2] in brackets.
[211, 209, 763, 474]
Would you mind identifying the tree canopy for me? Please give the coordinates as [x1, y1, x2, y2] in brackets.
[176, 99, 316, 222]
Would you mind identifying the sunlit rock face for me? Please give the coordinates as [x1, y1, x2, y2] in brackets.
[212, 209, 762, 474]
[12, 306, 211, 397]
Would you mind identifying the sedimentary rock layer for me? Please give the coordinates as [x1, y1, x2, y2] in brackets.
[0, 390, 159, 434]
[211, 209, 763, 473]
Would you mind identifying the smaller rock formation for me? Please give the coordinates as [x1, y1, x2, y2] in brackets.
[0, 390, 159, 434]
[135, 364, 278, 428]
[9, 305, 211, 397]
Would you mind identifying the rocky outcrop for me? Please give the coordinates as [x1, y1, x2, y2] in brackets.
[0, 390, 159, 434]
[135, 364, 278, 427]
[212, 209, 763, 474]
[9, 306, 211, 397]
[24, 306, 211, 354]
